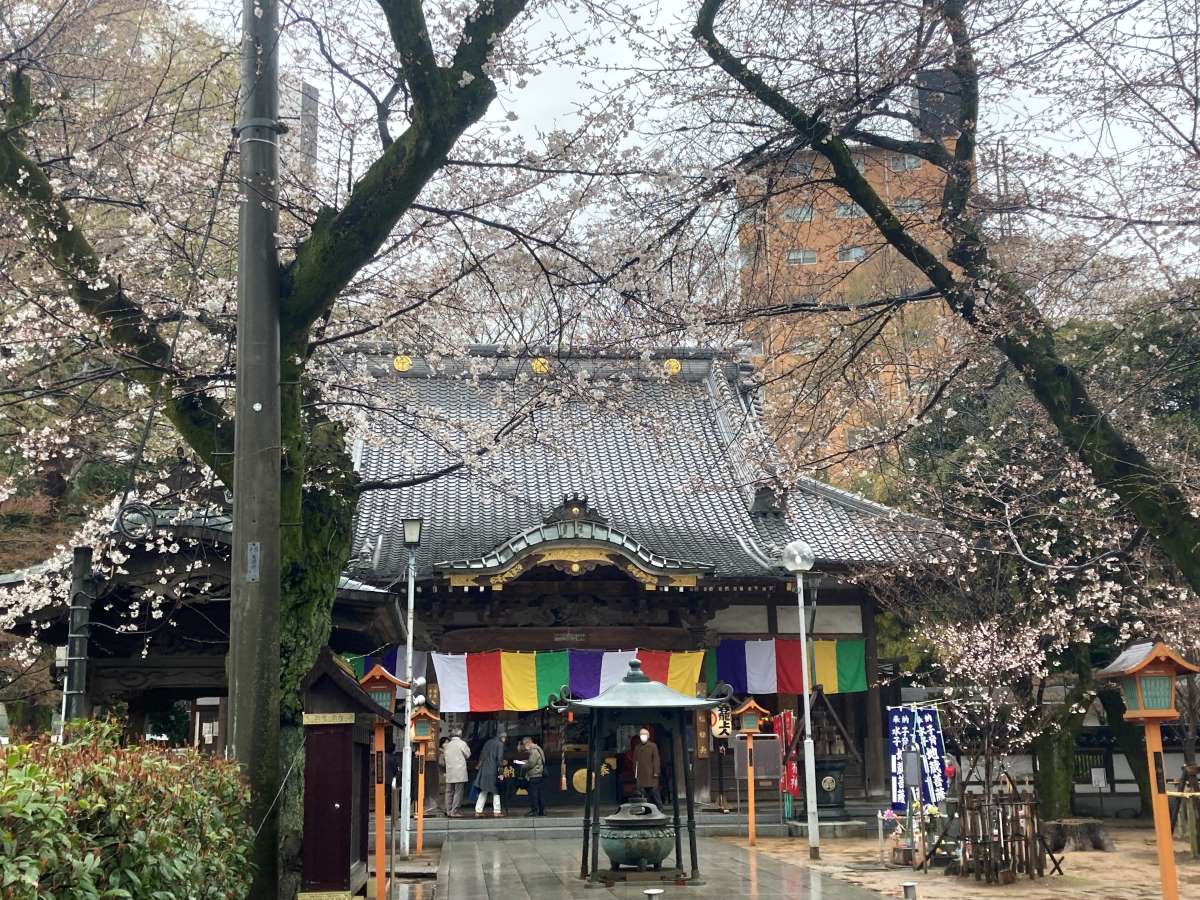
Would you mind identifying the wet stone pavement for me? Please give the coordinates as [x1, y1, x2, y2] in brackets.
[434, 837, 884, 900]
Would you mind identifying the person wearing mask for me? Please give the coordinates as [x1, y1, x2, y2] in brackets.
[473, 728, 507, 817]
[514, 735, 547, 817]
[441, 729, 471, 817]
[633, 726, 662, 807]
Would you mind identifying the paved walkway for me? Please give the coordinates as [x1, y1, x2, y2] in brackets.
[438, 837, 883, 899]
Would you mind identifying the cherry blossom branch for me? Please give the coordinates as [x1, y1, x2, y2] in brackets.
[281, 0, 531, 351]
[0, 67, 234, 483]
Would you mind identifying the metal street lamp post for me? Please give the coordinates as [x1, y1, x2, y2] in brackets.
[781, 539, 820, 860]
[400, 518, 423, 857]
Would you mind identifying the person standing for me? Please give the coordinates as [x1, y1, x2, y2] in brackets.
[473, 728, 507, 817]
[442, 729, 471, 817]
[516, 736, 547, 817]
[634, 726, 662, 807]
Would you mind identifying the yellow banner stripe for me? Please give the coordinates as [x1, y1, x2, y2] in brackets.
[501, 652, 539, 710]
[666, 651, 705, 696]
[811, 640, 840, 695]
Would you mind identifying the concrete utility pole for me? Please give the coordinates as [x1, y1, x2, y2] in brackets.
[230, 0, 282, 892]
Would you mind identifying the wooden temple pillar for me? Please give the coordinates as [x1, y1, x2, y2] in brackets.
[863, 595, 886, 796]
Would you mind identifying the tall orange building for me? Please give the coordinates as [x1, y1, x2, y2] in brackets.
[738, 72, 963, 482]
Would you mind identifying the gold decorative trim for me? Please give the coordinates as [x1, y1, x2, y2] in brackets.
[298, 893, 352, 900]
[303, 713, 355, 726]
[539, 548, 613, 565]
[445, 545, 701, 593]
[488, 562, 526, 591]
[664, 358, 682, 376]
[531, 356, 550, 375]
[392, 354, 413, 372]
[617, 561, 660, 590]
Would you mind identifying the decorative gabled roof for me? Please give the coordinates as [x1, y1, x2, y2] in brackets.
[351, 347, 931, 582]
[1098, 641, 1200, 678]
[437, 517, 712, 575]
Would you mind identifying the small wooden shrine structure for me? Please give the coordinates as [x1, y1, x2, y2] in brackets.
[300, 649, 403, 899]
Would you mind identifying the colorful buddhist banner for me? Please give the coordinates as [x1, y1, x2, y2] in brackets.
[431, 648, 705, 713]
[714, 638, 866, 695]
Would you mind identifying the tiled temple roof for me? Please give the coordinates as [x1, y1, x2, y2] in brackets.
[351, 347, 931, 582]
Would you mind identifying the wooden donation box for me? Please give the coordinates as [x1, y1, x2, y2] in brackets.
[300, 649, 402, 899]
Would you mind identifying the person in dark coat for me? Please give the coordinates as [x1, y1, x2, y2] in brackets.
[633, 726, 662, 807]
[473, 728, 507, 817]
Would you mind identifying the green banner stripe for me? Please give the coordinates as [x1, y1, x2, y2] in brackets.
[535, 651, 570, 707]
[835, 639, 867, 693]
[704, 647, 718, 694]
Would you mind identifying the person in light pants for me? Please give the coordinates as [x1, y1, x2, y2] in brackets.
[473, 729, 507, 817]
[441, 729, 471, 817]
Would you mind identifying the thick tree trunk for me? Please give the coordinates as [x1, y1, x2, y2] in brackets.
[1033, 646, 1092, 820]
[1034, 724, 1077, 821]
[1099, 688, 1151, 817]
[275, 403, 358, 898]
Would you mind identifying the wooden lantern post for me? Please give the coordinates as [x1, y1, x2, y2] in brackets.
[409, 706, 440, 857]
[360, 664, 409, 900]
[1099, 642, 1200, 900]
[734, 698, 770, 846]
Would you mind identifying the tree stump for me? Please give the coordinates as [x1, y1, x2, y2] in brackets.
[1042, 818, 1115, 852]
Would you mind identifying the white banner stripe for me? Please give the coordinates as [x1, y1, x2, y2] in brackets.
[599, 650, 639, 693]
[745, 639, 778, 693]
[431, 653, 470, 712]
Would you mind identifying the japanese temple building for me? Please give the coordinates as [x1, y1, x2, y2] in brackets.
[5, 347, 929, 803]
[348, 347, 925, 802]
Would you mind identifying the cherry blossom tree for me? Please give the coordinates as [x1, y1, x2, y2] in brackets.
[0, 0, 653, 890]
[594, 0, 1200, 594]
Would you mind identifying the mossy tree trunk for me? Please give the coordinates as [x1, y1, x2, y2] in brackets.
[1100, 687, 1151, 817]
[1031, 645, 1092, 821]
[1034, 724, 1078, 821]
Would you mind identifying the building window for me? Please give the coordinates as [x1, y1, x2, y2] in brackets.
[737, 200, 766, 226]
[889, 153, 922, 171]
[893, 198, 924, 214]
[783, 158, 813, 177]
[786, 248, 818, 265]
[782, 204, 814, 222]
[836, 202, 866, 219]
[837, 246, 867, 262]
[852, 155, 868, 173]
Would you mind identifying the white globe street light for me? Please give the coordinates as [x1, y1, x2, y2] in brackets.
[781, 539, 821, 860]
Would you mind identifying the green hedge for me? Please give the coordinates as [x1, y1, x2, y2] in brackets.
[0, 722, 253, 899]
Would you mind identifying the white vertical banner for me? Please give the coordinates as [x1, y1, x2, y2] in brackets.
[599, 650, 639, 692]
[745, 640, 778, 693]
[431, 653, 469, 712]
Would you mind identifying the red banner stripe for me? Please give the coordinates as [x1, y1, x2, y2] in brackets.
[637, 649, 672, 684]
[775, 639, 806, 694]
[466, 651, 504, 711]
